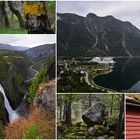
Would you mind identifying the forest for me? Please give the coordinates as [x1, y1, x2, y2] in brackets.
[0, 1, 55, 34]
[57, 94, 124, 139]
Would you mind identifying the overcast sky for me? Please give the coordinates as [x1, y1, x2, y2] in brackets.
[58, 1, 140, 29]
[0, 34, 56, 48]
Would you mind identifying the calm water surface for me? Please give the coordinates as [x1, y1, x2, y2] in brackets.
[94, 58, 140, 92]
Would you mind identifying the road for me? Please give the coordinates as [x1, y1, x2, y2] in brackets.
[84, 71, 117, 92]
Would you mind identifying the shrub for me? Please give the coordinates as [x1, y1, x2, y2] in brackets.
[22, 123, 42, 139]
[27, 67, 48, 104]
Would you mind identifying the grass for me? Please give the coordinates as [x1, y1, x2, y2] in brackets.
[0, 24, 27, 34]
[5, 108, 55, 139]
[0, 27, 27, 34]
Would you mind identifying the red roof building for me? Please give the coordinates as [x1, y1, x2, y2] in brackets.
[126, 96, 140, 139]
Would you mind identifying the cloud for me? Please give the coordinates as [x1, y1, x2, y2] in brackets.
[57, 1, 140, 29]
[0, 34, 56, 48]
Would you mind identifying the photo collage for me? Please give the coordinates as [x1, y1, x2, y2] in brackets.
[0, 1, 140, 139]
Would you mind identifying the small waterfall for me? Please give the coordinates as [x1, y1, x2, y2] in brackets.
[0, 84, 19, 123]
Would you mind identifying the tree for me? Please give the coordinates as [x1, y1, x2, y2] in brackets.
[61, 95, 80, 126]
[57, 95, 63, 121]
[0, 2, 10, 27]
[88, 94, 92, 107]
[115, 95, 124, 139]
[23, 1, 53, 34]
[64, 98, 72, 126]
[110, 94, 114, 115]
[8, 1, 24, 28]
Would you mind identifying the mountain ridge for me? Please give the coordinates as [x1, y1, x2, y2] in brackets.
[58, 13, 140, 57]
[0, 43, 28, 51]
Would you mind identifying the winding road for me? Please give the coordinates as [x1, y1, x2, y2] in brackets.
[84, 71, 117, 92]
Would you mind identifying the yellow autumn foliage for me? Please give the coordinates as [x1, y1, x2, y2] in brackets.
[23, 2, 46, 15]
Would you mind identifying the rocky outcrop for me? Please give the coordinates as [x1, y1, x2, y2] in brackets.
[33, 80, 55, 112]
[82, 102, 107, 126]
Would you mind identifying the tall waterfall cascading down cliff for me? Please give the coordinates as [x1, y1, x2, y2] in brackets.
[0, 84, 19, 123]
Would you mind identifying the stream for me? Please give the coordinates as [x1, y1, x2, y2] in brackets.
[0, 66, 38, 123]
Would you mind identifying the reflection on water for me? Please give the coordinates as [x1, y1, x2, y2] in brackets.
[94, 58, 140, 92]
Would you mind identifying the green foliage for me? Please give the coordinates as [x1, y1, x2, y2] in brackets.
[27, 67, 48, 104]
[22, 123, 42, 139]
[45, 1, 55, 32]
[0, 123, 5, 138]
[46, 1, 55, 13]
[0, 27, 27, 34]
[0, 14, 26, 34]
[106, 115, 118, 129]
[57, 121, 114, 139]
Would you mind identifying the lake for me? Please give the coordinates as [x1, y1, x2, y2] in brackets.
[94, 58, 140, 92]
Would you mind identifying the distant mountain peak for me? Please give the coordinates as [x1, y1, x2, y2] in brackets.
[86, 13, 98, 18]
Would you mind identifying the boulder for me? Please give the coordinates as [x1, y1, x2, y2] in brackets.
[87, 125, 108, 136]
[82, 102, 107, 126]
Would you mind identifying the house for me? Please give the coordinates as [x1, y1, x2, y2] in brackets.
[126, 94, 140, 139]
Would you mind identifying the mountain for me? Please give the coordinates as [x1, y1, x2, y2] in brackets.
[57, 13, 140, 57]
[0, 43, 28, 51]
[26, 44, 55, 70]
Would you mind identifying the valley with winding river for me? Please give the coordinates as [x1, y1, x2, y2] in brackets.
[0, 43, 55, 139]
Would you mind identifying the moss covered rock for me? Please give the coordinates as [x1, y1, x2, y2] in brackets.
[93, 125, 108, 136]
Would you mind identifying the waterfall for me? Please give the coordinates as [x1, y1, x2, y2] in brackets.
[0, 84, 19, 123]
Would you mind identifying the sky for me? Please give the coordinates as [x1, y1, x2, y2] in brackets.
[0, 34, 56, 48]
[57, 1, 140, 29]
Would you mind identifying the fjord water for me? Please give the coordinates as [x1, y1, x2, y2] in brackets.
[0, 84, 18, 123]
[94, 58, 140, 92]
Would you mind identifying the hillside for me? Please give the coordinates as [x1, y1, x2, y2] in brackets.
[26, 44, 55, 70]
[58, 13, 140, 57]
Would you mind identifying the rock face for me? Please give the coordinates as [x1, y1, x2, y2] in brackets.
[33, 80, 55, 112]
[0, 50, 30, 110]
[82, 102, 107, 126]
[0, 94, 8, 124]
[58, 13, 140, 57]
